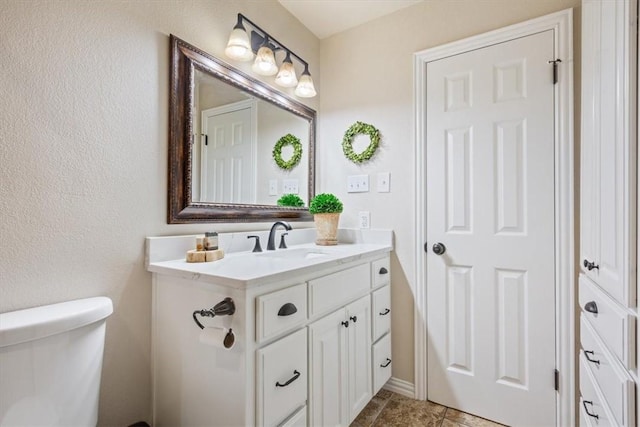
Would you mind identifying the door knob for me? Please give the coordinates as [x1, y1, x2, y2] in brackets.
[433, 243, 446, 255]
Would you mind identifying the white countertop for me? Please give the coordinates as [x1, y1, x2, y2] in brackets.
[146, 229, 393, 289]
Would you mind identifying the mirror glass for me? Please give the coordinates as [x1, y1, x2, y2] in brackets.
[168, 35, 315, 223]
[192, 69, 310, 205]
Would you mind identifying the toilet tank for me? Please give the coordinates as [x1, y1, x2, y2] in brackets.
[0, 297, 113, 427]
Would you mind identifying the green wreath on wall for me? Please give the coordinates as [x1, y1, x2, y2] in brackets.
[273, 133, 302, 170]
[342, 121, 380, 163]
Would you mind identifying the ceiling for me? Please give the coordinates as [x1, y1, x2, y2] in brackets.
[278, 0, 424, 39]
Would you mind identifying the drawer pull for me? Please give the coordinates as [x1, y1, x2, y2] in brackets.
[583, 259, 600, 271]
[379, 308, 390, 316]
[584, 350, 600, 365]
[584, 301, 598, 314]
[277, 303, 298, 317]
[350, 316, 358, 323]
[380, 358, 391, 368]
[342, 320, 349, 328]
[582, 401, 599, 420]
[379, 267, 389, 275]
[275, 370, 301, 388]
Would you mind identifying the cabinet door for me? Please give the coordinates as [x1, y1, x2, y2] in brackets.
[346, 296, 372, 423]
[309, 308, 348, 427]
[580, 0, 637, 307]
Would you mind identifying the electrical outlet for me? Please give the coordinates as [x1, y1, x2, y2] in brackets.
[358, 211, 370, 229]
[282, 179, 299, 194]
[377, 172, 390, 192]
[347, 175, 369, 193]
[269, 179, 278, 196]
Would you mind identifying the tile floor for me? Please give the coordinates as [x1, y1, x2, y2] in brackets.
[350, 389, 508, 427]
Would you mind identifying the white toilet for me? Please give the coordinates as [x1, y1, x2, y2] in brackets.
[0, 297, 113, 426]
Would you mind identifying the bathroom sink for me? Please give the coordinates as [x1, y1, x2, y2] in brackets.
[257, 247, 337, 260]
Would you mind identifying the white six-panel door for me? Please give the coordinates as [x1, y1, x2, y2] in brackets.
[201, 104, 255, 204]
[425, 30, 556, 426]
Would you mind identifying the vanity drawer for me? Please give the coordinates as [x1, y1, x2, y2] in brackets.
[372, 333, 392, 395]
[372, 257, 390, 289]
[257, 328, 307, 427]
[579, 274, 635, 368]
[256, 283, 307, 342]
[309, 263, 370, 317]
[580, 316, 635, 426]
[580, 354, 617, 427]
[372, 285, 391, 342]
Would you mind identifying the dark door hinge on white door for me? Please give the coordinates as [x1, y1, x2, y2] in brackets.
[548, 59, 562, 84]
[554, 369, 559, 391]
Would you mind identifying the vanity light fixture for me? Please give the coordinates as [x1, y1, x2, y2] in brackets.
[294, 64, 317, 98]
[225, 13, 316, 97]
[252, 37, 278, 76]
[224, 15, 254, 61]
[275, 52, 298, 88]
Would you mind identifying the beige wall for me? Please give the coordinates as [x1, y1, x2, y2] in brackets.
[0, 1, 318, 425]
[317, 0, 581, 384]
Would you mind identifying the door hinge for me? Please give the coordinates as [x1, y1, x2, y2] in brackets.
[204, 134, 208, 146]
[548, 59, 562, 84]
[554, 369, 559, 391]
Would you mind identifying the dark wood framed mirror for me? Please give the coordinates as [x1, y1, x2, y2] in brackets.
[168, 35, 315, 223]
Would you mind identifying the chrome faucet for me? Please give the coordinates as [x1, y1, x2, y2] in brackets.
[267, 221, 292, 250]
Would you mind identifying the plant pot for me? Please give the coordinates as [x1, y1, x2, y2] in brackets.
[314, 213, 340, 246]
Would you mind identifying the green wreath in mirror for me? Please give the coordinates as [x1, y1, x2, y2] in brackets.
[273, 133, 303, 170]
[342, 121, 380, 163]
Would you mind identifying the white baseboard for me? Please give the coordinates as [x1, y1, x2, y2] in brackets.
[382, 377, 415, 399]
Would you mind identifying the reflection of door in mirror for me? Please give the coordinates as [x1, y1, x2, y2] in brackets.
[199, 100, 257, 204]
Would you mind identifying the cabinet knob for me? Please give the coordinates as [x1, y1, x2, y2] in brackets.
[379, 308, 390, 316]
[584, 301, 598, 314]
[380, 358, 391, 368]
[582, 401, 599, 420]
[583, 259, 599, 271]
[341, 320, 349, 328]
[350, 316, 357, 323]
[584, 350, 600, 365]
[277, 303, 298, 317]
[379, 267, 388, 275]
[275, 370, 301, 387]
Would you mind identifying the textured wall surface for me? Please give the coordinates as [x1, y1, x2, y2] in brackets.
[317, 0, 581, 384]
[0, 1, 318, 425]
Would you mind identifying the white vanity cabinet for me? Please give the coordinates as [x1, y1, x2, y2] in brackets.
[579, 0, 638, 425]
[147, 231, 393, 427]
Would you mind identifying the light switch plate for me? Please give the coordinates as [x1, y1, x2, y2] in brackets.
[269, 179, 278, 196]
[282, 179, 299, 194]
[347, 175, 369, 193]
[377, 172, 390, 192]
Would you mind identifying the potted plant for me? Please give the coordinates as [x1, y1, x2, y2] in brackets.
[277, 193, 305, 207]
[309, 193, 343, 246]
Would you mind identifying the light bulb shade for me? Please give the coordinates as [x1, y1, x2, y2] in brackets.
[225, 27, 253, 61]
[294, 71, 317, 98]
[275, 55, 298, 88]
[252, 45, 278, 76]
